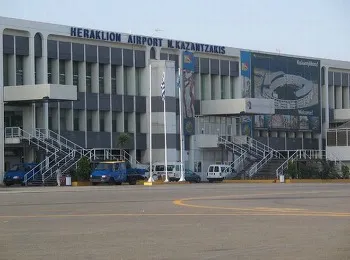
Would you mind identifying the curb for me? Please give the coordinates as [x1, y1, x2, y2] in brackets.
[142, 181, 191, 186]
[222, 179, 350, 184]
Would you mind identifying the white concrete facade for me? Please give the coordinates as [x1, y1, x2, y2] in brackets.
[1, 16, 350, 183]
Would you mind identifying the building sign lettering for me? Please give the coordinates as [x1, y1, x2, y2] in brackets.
[70, 27, 226, 54]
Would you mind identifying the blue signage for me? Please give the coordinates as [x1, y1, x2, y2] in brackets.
[240, 51, 251, 78]
[183, 51, 195, 71]
[71, 27, 226, 54]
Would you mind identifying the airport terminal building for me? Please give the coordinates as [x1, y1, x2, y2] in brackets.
[1, 16, 350, 183]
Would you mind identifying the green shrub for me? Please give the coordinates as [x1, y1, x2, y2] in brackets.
[75, 156, 91, 181]
[286, 160, 298, 179]
[342, 165, 350, 179]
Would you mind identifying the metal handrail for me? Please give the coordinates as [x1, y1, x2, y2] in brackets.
[24, 152, 58, 185]
[36, 128, 83, 155]
[232, 136, 266, 158]
[222, 151, 248, 179]
[248, 150, 274, 178]
[234, 135, 285, 159]
[41, 150, 77, 183]
[5, 127, 61, 154]
[274, 149, 342, 177]
[218, 136, 246, 156]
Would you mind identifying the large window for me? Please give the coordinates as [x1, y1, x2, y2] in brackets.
[201, 75, 205, 100]
[221, 76, 225, 99]
[230, 77, 234, 99]
[111, 65, 117, 94]
[112, 112, 117, 132]
[99, 64, 104, 93]
[73, 61, 79, 86]
[123, 67, 128, 95]
[60, 109, 67, 132]
[136, 113, 141, 133]
[135, 68, 141, 96]
[86, 62, 92, 93]
[74, 111, 80, 131]
[59, 60, 66, 85]
[211, 77, 215, 100]
[16, 56, 23, 85]
[100, 111, 105, 132]
[87, 111, 92, 131]
[47, 58, 53, 84]
[3, 54, 8, 86]
[124, 112, 129, 132]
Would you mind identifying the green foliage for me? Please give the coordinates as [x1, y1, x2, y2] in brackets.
[286, 160, 299, 179]
[117, 133, 131, 148]
[298, 161, 319, 179]
[319, 159, 339, 179]
[75, 156, 91, 181]
[341, 165, 350, 179]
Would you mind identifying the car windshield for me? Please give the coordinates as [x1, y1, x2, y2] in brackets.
[95, 163, 114, 171]
[9, 165, 25, 171]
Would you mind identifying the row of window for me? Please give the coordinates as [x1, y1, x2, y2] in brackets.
[57, 111, 142, 133]
[5, 111, 143, 133]
[4, 54, 237, 100]
[3, 55, 143, 95]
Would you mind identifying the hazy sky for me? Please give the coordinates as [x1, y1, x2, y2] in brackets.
[1, 0, 349, 61]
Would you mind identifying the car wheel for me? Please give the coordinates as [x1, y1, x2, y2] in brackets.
[128, 179, 137, 185]
[109, 178, 116, 185]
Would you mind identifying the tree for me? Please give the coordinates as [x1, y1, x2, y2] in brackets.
[76, 156, 91, 181]
[286, 160, 299, 179]
[117, 133, 131, 149]
[342, 165, 350, 179]
[319, 159, 339, 179]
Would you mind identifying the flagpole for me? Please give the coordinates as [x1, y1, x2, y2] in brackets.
[147, 63, 154, 183]
[161, 72, 169, 183]
[178, 68, 185, 182]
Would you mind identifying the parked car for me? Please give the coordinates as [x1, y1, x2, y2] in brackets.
[206, 164, 232, 183]
[3, 163, 38, 186]
[90, 160, 147, 185]
[185, 169, 201, 183]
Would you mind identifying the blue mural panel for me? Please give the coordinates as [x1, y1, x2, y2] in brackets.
[251, 53, 321, 132]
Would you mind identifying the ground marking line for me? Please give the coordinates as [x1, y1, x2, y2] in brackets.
[0, 212, 350, 218]
[173, 190, 350, 216]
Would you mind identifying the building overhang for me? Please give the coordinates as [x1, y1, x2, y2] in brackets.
[334, 109, 350, 122]
[4, 84, 77, 103]
[201, 98, 275, 116]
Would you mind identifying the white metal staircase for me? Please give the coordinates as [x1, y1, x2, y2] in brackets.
[5, 127, 141, 186]
[5, 127, 66, 185]
[219, 135, 285, 179]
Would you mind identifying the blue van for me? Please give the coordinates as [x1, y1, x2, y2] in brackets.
[90, 161, 127, 185]
[3, 163, 38, 186]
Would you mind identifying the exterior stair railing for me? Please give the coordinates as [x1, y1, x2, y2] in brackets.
[275, 149, 346, 178]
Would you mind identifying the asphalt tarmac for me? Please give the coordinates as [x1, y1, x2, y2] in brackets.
[0, 183, 349, 260]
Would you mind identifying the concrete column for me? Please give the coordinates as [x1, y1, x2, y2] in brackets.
[43, 99, 49, 138]
[37, 34, 48, 84]
[0, 30, 5, 183]
[23, 33, 35, 85]
[323, 67, 329, 138]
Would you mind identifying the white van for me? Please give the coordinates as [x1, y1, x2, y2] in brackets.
[206, 164, 232, 182]
[152, 162, 184, 181]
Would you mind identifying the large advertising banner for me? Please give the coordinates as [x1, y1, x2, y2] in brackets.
[240, 51, 253, 136]
[182, 51, 195, 135]
[251, 53, 321, 132]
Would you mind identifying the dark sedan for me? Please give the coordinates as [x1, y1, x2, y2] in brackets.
[185, 170, 201, 183]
